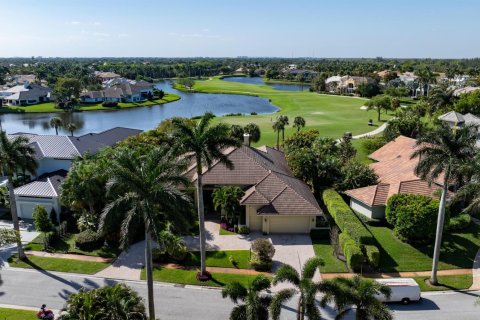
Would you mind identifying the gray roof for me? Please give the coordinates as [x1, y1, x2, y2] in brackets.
[463, 113, 480, 126]
[438, 111, 465, 123]
[70, 127, 142, 155]
[1, 83, 51, 101]
[14, 170, 67, 197]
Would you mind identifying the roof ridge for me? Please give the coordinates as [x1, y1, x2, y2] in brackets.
[32, 141, 46, 158]
[66, 135, 81, 157]
[46, 177, 58, 197]
[270, 186, 288, 202]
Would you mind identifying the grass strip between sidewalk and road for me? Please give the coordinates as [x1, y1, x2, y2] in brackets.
[183, 250, 251, 269]
[0, 307, 37, 320]
[8, 254, 110, 274]
[414, 274, 473, 291]
[312, 238, 349, 273]
[141, 267, 265, 287]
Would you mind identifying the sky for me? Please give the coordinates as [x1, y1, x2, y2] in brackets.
[1, 0, 479, 58]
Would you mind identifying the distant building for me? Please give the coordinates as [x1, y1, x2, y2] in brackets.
[80, 80, 154, 104]
[94, 71, 121, 81]
[326, 75, 373, 94]
[7, 74, 36, 85]
[287, 69, 318, 78]
[438, 111, 480, 147]
[0, 82, 52, 106]
[398, 72, 417, 85]
[453, 86, 480, 96]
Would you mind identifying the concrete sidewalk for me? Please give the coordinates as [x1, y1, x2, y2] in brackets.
[95, 241, 145, 280]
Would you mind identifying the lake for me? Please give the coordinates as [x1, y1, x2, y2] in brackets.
[0, 81, 279, 135]
[222, 76, 310, 91]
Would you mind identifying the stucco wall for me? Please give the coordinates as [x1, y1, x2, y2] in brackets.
[36, 158, 73, 177]
[350, 198, 385, 219]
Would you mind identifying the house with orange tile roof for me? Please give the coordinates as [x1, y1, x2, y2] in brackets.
[344, 135, 445, 219]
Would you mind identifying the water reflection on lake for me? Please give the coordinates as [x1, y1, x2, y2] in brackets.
[0, 81, 279, 135]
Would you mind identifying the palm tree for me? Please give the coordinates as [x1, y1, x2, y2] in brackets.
[230, 124, 244, 142]
[320, 275, 392, 320]
[272, 120, 284, 150]
[293, 116, 306, 132]
[49, 117, 63, 135]
[244, 123, 261, 146]
[412, 123, 478, 285]
[0, 131, 37, 260]
[417, 67, 436, 96]
[278, 115, 289, 147]
[221, 275, 272, 320]
[99, 146, 191, 320]
[172, 113, 240, 279]
[212, 186, 244, 225]
[270, 257, 323, 320]
[66, 122, 77, 137]
[429, 84, 456, 112]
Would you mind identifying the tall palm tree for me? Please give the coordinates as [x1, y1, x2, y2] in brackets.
[244, 123, 261, 146]
[270, 257, 324, 320]
[417, 67, 436, 96]
[320, 275, 392, 320]
[272, 120, 284, 150]
[172, 113, 240, 278]
[293, 116, 306, 132]
[49, 117, 64, 135]
[428, 84, 456, 112]
[221, 275, 272, 320]
[66, 122, 77, 137]
[0, 131, 37, 260]
[412, 123, 478, 285]
[99, 146, 191, 320]
[278, 115, 289, 147]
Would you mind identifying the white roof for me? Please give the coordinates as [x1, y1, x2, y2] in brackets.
[326, 76, 342, 83]
[8, 134, 80, 160]
[14, 180, 57, 197]
[375, 278, 418, 287]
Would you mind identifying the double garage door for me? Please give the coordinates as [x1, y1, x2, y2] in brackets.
[269, 216, 311, 234]
[17, 198, 55, 220]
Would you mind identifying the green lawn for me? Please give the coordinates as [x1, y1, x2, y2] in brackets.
[312, 239, 349, 273]
[0, 307, 37, 320]
[183, 250, 251, 269]
[351, 139, 374, 164]
[142, 267, 263, 287]
[0, 93, 180, 113]
[367, 223, 480, 272]
[8, 254, 110, 274]
[191, 77, 391, 147]
[25, 233, 120, 258]
[414, 274, 473, 291]
[219, 228, 238, 235]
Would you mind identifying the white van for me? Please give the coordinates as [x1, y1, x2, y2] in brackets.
[375, 278, 421, 304]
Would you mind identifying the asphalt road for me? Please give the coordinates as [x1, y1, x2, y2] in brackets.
[1, 268, 479, 319]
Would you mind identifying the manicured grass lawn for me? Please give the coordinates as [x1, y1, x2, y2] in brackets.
[142, 267, 262, 287]
[219, 228, 238, 235]
[366, 223, 480, 272]
[414, 274, 473, 291]
[192, 77, 391, 146]
[25, 233, 120, 258]
[351, 139, 374, 164]
[184, 250, 251, 269]
[8, 254, 110, 274]
[0, 93, 180, 113]
[0, 307, 37, 319]
[312, 239, 349, 273]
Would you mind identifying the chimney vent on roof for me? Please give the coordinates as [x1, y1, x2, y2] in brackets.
[243, 133, 250, 146]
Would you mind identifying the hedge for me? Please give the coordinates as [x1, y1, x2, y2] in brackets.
[342, 234, 364, 272]
[448, 213, 471, 231]
[322, 189, 374, 245]
[75, 230, 104, 251]
[365, 245, 380, 268]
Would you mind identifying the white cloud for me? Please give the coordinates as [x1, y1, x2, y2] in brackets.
[70, 21, 80, 25]
[167, 32, 223, 39]
[93, 32, 110, 37]
[93, 22, 102, 26]
[118, 33, 130, 38]
[80, 29, 89, 35]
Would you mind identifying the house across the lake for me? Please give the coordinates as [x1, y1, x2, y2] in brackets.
[80, 80, 154, 103]
[344, 136, 447, 219]
[184, 135, 326, 234]
[10, 127, 142, 221]
[0, 82, 52, 106]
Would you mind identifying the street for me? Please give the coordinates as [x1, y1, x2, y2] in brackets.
[1, 268, 479, 319]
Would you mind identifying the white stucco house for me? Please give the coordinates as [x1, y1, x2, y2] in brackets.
[184, 137, 326, 234]
[10, 127, 142, 221]
[438, 111, 480, 146]
[80, 80, 154, 104]
[0, 82, 52, 106]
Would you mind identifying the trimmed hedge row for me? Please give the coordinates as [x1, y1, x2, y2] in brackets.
[339, 233, 363, 271]
[365, 245, 380, 268]
[322, 189, 374, 245]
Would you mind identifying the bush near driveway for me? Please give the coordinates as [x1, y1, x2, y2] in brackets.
[250, 239, 275, 272]
[448, 213, 471, 231]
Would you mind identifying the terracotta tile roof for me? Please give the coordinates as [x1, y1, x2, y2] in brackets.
[345, 135, 446, 207]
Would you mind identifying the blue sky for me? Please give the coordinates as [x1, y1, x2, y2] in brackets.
[1, 0, 478, 58]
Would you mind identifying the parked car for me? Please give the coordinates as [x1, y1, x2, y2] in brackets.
[375, 278, 421, 304]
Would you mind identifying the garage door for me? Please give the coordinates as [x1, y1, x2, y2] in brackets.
[269, 216, 311, 234]
[18, 200, 54, 220]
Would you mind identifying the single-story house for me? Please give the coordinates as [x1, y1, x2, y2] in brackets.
[438, 111, 480, 146]
[0, 82, 52, 106]
[344, 136, 447, 219]
[80, 81, 154, 104]
[95, 71, 121, 82]
[184, 137, 326, 234]
[11, 127, 142, 220]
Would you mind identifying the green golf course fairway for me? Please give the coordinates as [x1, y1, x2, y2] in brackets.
[193, 77, 389, 147]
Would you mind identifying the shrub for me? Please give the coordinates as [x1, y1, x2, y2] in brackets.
[386, 194, 445, 243]
[322, 189, 374, 245]
[74, 230, 103, 251]
[238, 226, 250, 234]
[50, 209, 58, 226]
[448, 213, 471, 231]
[102, 101, 119, 108]
[152, 248, 168, 263]
[33, 205, 53, 233]
[342, 235, 364, 272]
[250, 112, 258, 115]
[365, 245, 380, 268]
[361, 136, 386, 155]
[250, 238, 275, 271]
